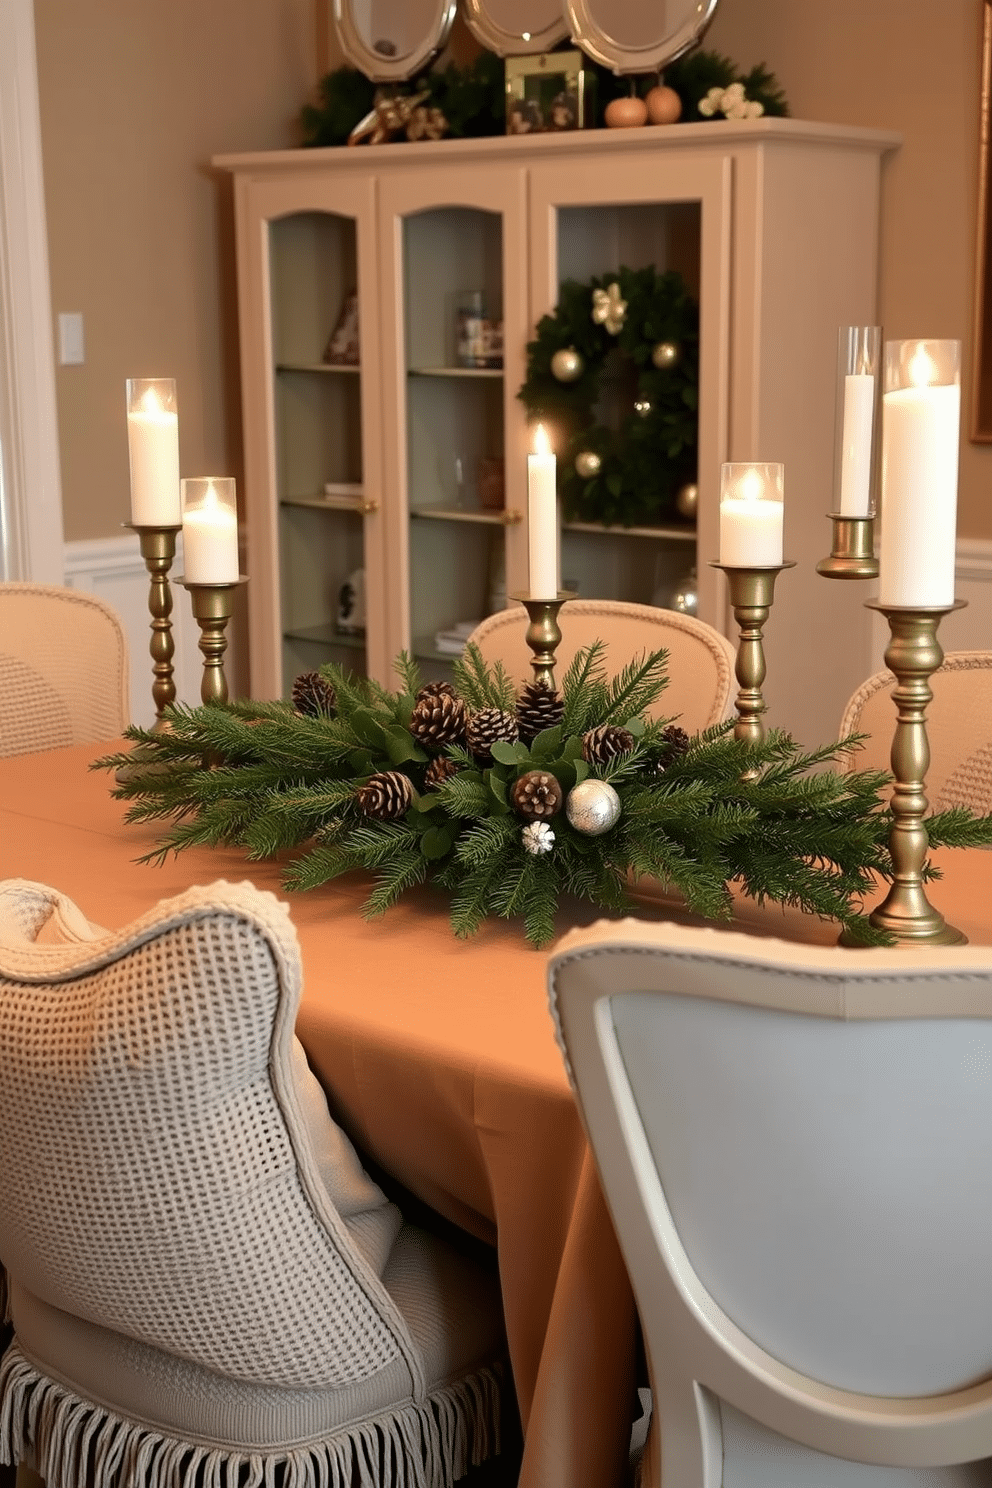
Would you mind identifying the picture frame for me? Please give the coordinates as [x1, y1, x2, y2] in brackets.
[972, 0, 992, 440]
[505, 50, 592, 135]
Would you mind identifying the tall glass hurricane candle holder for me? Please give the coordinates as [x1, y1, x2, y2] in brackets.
[856, 339, 967, 946]
[817, 325, 881, 579]
[125, 378, 182, 733]
[178, 478, 243, 706]
[715, 462, 790, 749]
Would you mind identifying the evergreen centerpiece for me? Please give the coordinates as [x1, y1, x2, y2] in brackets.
[96, 645, 992, 949]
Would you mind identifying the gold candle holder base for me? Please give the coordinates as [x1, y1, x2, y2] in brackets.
[816, 514, 879, 580]
[711, 562, 794, 749]
[511, 591, 577, 689]
[843, 599, 968, 948]
[125, 522, 182, 730]
[176, 577, 248, 706]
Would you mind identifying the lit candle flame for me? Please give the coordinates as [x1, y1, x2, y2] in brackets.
[533, 423, 551, 458]
[909, 343, 937, 388]
[740, 467, 763, 502]
[140, 386, 163, 414]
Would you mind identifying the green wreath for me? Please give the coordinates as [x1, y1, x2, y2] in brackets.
[518, 265, 699, 528]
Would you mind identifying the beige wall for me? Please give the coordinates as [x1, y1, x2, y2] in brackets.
[37, 0, 992, 542]
[705, 0, 991, 536]
[35, 0, 319, 542]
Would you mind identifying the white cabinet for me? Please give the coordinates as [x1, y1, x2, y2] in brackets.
[217, 118, 897, 745]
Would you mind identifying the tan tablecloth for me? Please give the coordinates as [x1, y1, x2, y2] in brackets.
[2, 742, 991, 1488]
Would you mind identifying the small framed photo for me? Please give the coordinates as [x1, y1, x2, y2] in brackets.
[505, 50, 593, 135]
[323, 290, 360, 367]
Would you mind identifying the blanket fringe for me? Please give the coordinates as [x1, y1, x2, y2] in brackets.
[0, 1342, 503, 1488]
[0, 1268, 8, 1329]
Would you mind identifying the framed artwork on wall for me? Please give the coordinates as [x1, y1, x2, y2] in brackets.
[972, 0, 992, 440]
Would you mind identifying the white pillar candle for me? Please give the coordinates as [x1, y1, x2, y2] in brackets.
[181, 478, 240, 584]
[839, 373, 875, 516]
[527, 423, 559, 600]
[719, 463, 784, 567]
[879, 341, 960, 607]
[126, 379, 180, 526]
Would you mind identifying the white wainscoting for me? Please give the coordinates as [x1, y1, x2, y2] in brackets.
[64, 534, 203, 730]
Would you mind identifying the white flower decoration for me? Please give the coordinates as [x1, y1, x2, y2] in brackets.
[522, 821, 555, 855]
[697, 83, 765, 121]
[591, 282, 627, 336]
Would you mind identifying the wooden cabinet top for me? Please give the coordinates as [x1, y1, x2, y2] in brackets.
[214, 117, 900, 177]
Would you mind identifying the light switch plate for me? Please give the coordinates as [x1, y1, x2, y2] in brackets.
[58, 312, 84, 365]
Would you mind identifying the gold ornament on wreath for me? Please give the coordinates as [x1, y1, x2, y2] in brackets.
[518, 264, 700, 528]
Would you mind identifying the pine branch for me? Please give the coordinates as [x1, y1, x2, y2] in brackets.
[452, 643, 515, 711]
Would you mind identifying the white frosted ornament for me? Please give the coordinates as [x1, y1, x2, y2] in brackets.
[522, 820, 555, 855]
[652, 340, 681, 369]
[566, 779, 621, 835]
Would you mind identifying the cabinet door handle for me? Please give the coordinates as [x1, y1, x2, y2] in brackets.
[502, 508, 523, 525]
[361, 499, 380, 515]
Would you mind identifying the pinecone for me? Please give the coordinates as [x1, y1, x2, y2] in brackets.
[292, 670, 336, 718]
[424, 756, 463, 791]
[410, 689, 467, 752]
[466, 708, 519, 765]
[582, 724, 635, 766]
[511, 770, 564, 820]
[651, 724, 691, 774]
[355, 770, 413, 821]
[515, 681, 565, 744]
[415, 681, 456, 703]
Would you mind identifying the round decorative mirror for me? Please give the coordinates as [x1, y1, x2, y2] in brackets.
[565, 0, 720, 75]
[462, 0, 569, 56]
[333, 0, 458, 83]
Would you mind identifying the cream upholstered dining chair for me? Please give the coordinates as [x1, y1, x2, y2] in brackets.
[0, 878, 504, 1488]
[0, 583, 129, 756]
[467, 601, 736, 732]
[839, 651, 992, 816]
[549, 918, 992, 1488]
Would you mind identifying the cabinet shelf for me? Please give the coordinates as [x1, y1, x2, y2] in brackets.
[411, 505, 521, 527]
[281, 493, 365, 514]
[409, 366, 502, 379]
[284, 623, 366, 650]
[562, 520, 697, 543]
[276, 362, 361, 375]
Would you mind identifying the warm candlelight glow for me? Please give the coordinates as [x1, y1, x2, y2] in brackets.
[880, 339, 960, 607]
[533, 423, 551, 457]
[719, 462, 784, 567]
[126, 377, 181, 527]
[181, 476, 239, 584]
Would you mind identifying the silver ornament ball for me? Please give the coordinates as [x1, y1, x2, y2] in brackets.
[565, 779, 622, 836]
[652, 340, 681, 369]
[551, 346, 584, 383]
[575, 449, 602, 479]
[675, 482, 698, 521]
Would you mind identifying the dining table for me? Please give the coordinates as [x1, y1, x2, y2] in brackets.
[2, 740, 991, 1488]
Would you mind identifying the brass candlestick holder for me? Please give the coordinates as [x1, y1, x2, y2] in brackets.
[816, 514, 879, 580]
[853, 600, 968, 947]
[511, 591, 577, 689]
[711, 562, 794, 746]
[176, 577, 247, 705]
[126, 522, 182, 730]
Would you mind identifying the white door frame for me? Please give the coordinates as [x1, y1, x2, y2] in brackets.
[0, 0, 64, 582]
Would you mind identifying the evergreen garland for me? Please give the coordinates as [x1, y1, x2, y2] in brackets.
[518, 265, 698, 526]
[94, 647, 992, 949]
[299, 49, 787, 148]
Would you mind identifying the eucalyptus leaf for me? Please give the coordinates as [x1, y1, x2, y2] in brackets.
[421, 826, 455, 860]
[349, 709, 390, 751]
[530, 725, 564, 759]
[491, 740, 530, 766]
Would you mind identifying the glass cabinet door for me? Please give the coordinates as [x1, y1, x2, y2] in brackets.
[377, 168, 529, 685]
[527, 151, 731, 627]
[271, 210, 369, 690]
